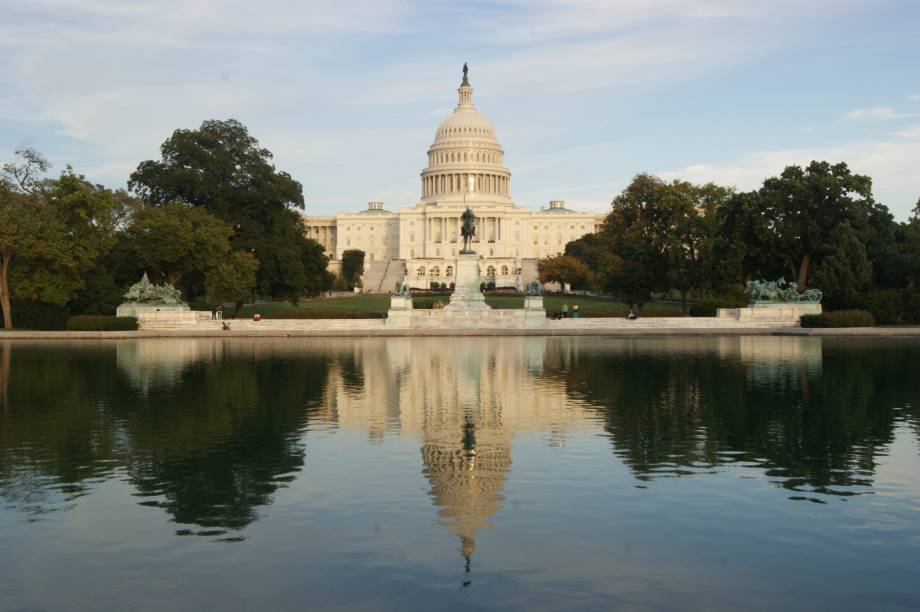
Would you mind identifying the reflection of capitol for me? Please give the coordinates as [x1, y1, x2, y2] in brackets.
[315, 337, 595, 560]
[108, 335, 827, 552]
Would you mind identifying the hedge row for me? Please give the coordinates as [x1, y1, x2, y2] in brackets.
[800, 310, 875, 328]
[66, 315, 139, 331]
[688, 296, 748, 317]
[0, 301, 70, 330]
[257, 311, 387, 319]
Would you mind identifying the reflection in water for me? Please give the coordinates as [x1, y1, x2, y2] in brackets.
[1, 336, 919, 548]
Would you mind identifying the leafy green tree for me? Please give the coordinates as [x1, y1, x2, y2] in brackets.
[0, 184, 58, 327]
[810, 222, 872, 307]
[205, 251, 259, 307]
[597, 174, 669, 307]
[301, 239, 333, 297]
[128, 119, 327, 299]
[123, 201, 234, 285]
[564, 233, 605, 274]
[537, 255, 592, 292]
[340, 249, 365, 290]
[722, 161, 876, 288]
[2, 151, 131, 325]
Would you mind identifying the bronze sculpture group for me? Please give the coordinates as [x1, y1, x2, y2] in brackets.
[745, 277, 822, 304]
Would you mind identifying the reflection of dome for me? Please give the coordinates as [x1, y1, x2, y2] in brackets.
[420, 418, 511, 560]
[421, 65, 512, 204]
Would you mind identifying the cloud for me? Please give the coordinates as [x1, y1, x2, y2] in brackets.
[896, 126, 920, 138]
[845, 106, 917, 120]
[658, 138, 920, 220]
[908, 93, 920, 102]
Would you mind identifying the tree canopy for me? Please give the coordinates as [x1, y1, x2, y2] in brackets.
[128, 119, 327, 300]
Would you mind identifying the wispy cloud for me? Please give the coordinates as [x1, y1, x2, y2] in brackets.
[907, 93, 920, 101]
[895, 126, 920, 139]
[1, 0, 918, 219]
[845, 106, 917, 120]
[658, 137, 920, 219]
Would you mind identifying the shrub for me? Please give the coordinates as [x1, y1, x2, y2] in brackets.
[800, 314, 825, 328]
[688, 303, 717, 317]
[258, 311, 386, 319]
[824, 309, 874, 327]
[0, 300, 70, 330]
[449, 282, 456, 291]
[689, 295, 748, 317]
[801, 310, 874, 328]
[67, 315, 139, 331]
[857, 289, 906, 324]
[189, 299, 214, 312]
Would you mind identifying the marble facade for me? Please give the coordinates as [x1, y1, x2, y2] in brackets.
[302, 68, 605, 291]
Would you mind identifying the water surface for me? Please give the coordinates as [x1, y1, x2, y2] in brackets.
[0, 336, 918, 611]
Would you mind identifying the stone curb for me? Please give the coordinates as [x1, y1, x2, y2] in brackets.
[3, 327, 920, 339]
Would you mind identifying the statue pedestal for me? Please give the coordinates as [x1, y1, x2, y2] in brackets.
[718, 303, 821, 324]
[385, 295, 414, 328]
[523, 295, 548, 327]
[444, 254, 491, 311]
[116, 303, 190, 318]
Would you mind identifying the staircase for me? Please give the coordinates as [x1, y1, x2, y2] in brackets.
[361, 261, 388, 293]
[361, 259, 407, 293]
[378, 259, 406, 294]
[520, 259, 540, 288]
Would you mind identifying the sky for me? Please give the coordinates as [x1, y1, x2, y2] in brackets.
[1, 0, 919, 220]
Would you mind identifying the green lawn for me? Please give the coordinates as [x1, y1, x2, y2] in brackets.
[233, 294, 684, 318]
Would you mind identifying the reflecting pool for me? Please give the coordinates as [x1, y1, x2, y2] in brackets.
[0, 336, 919, 611]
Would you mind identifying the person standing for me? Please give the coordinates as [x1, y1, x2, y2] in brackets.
[561, 302, 569, 318]
[572, 305, 580, 319]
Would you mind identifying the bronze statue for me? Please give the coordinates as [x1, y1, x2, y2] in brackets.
[462, 62, 469, 84]
[460, 207, 476, 254]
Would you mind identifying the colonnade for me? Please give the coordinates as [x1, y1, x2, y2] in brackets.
[306, 225, 336, 257]
[422, 173, 509, 197]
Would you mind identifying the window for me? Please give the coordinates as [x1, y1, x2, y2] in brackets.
[431, 266, 440, 277]
[417, 267, 426, 277]
[446, 266, 453, 276]
[501, 265, 509, 275]
[486, 266, 496, 277]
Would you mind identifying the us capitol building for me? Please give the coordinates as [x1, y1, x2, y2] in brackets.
[302, 66, 605, 291]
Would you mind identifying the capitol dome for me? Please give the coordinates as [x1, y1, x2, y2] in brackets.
[420, 65, 512, 205]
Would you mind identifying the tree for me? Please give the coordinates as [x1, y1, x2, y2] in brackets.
[340, 250, 365, 290]
[205, 251, 259, 307]
[596, 174, 670, 308]
[128, 119, 327, 299]
[0, 183, 57, 327]
[122, 201, 235, 285]
[656, 181, 730, 312]
[564, 233, 605, 273]
[723, 161, 876, 288]
[810, 222, 872, 307]
[537, 255, 592, 292]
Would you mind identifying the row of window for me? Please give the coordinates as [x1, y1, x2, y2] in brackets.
[415, 265, 513, 278]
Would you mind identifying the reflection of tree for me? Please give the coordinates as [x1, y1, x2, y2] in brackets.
[0, 340, 330, 535]
[544, 338, 920, 496]
[0, 343, 129, 510]
[122, 350, 329, 533]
